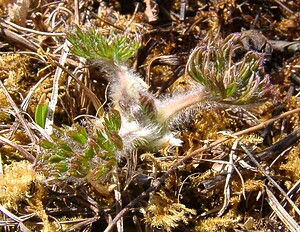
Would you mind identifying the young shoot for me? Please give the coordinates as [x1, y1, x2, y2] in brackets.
[186, 33, 272, 105]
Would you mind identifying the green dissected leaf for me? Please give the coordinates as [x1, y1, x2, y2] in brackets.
[69, 168, 86, 178]
[38, 109, 122, 180]
[77, 125, 88, 139]
[57, 141, 72, 152]
[96, 131, 106, 144]
[187, 32, 271, 105]
[68, 130, 88, 145]
[49, 155, 65, 163]
[104, 109, 122, 131]
[108, 131, 123, 150]
[69, 158, 90, 177]
[239, 61, 254, 82]
[56, 150, 72, 159]
[100, 151, 112, 161]
[40, 139, 56, 149]
[55, 162, 68, 174]
[94, 164, 113, 178]
[67, 26, 140, 64]
[225, 83, 237, 98]
[52, 125, 65, 135]
[83, 147, 95, 160]
[103, 140, 117, 153]
[95, 132, 115, 153]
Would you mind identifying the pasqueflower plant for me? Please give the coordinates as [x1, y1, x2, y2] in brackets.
[38, 27, 272, 180]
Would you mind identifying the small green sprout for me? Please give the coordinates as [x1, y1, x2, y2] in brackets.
[186, 33, 272, 104]
[34, 93, 49, 128]
[66, 25, 141, 65]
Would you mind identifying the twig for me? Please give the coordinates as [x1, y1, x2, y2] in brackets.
[257, 126, 300, 161]
[218, 140, 238, 216]
[265, 187, 300, 232]
[104, 179, 161, 232]
[240, 142, 300, 216]
[0, 81, 37, 145]
[0, 27, 39, 51]
[0, 204, 32, 232]
[0, 18, 65, 36]
[104, 107, 300, 231]
[0, 135, 35, 163]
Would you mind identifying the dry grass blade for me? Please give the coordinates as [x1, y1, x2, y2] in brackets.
[20, 73, 51, 111]
[66, 216, 101, 231]
[278, 180, 300, 210]
[0, 81, 36, 144]
[146, 55, 182, 85]
[274, 0, 294, 13]
[217, 139, 239, 216]
[0, 204, 31, 232]
[44, 41, 69, 134]
[0, 26, 38, 51]
[0, 18, 65, 36]
[265, 187, 300, 232]
[240, 142, 300, 216]
[0, 136, 35, 162]
[53, 60, 102, 114]
[55, 62, 102, 114]
[112, 167, 123, 232]
[200, 127, 300, 193]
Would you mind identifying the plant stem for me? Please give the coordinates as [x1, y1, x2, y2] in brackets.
[157, 87, 207, 123]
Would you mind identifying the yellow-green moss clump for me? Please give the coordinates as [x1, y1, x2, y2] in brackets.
[142, 190, 196, 231]
[0, 54, 31, 121]
[0, 161, 56, 231]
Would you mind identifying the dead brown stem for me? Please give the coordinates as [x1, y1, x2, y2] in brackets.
[0, 27, 38, 51]
[51, 60, 103, 115]
[0, 81, 37, 145]
[0, 135, 35, 163]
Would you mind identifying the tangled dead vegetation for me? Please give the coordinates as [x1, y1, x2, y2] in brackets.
[0, 0, 299, 231]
